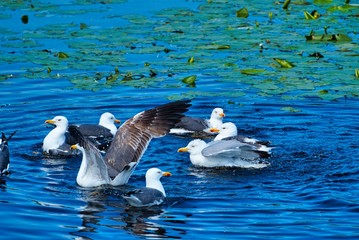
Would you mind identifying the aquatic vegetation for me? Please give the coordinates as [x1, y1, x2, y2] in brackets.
[236, 8, 249, 18]
[182, 75, 197, 87]
[273, 58, 295, 68]
[304, 10, 321, 19]
[0, 0, 358, 101]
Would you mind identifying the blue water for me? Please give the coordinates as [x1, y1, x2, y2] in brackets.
[1, 0, 359, 239]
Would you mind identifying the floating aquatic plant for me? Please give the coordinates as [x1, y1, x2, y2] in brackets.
[304, 10, 320, 20]
[0, 0, 358, 101]
[273, 58, 295, 68]
[281, 107, 301, 113]
[58, 52, 69, 59]
[182, 75, 197, 87]
[283, 0, 291, 10]
[236, 8, 249, 18]
[240, 69, 265, 75]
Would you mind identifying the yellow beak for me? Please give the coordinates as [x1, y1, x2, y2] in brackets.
[70, 144, 77, 150]
[178, 147, 189, 152]
[162, 172, 172, 177]
[114, 119, 121, 124]
[210, 128, 220, 133]
[219, 113, 225, 117]
[45, 119, 55, 124]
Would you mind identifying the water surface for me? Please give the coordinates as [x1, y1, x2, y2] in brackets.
[1, 0, 359, 239]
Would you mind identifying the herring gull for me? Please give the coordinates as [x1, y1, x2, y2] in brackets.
[72, 112, 120, 151]
[178, 138, 271, 169]
[170, 107, 225, 137]
[211, 122, 271, 150]
[43, 112, 120, 156]
[69, 100, 191, 187]
[42, 116, 76, 156]
[122, 168, 171, 207]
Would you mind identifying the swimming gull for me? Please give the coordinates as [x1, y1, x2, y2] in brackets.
[178, 138, 271, 168]
[122, 167, 171, 207]
[72, 112, 121, 151]
[42, 116, 77, 156]
[68, 100, 191, 187]
[43, 113, 121, 156]
[170, 107, 225, 137]
[99, 112, 120, 136]
[211, 122, 271, 150]
[0, 131, 17, 175]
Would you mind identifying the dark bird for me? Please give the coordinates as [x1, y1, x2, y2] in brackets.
[0, 131, 17, 175]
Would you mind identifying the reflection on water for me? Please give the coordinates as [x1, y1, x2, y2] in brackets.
[0, 177, 7, 191]
[72, 188, 184, 239]
[123, 207, 168, 238]
[78, 197, 107, 235]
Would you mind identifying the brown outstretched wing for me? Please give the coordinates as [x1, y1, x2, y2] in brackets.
[105, 100, 191, 177]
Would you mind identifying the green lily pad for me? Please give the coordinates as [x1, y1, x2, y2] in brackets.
[317, 90, 343, 101]
[328, 4, 359, 12]
[182, 75, 197, 86]
[240, 69, 265, 75]
[273, 58, 295, 68]
[281, 107, 302, 113]
[196, 44, 231, 50]
[236, 8, 249, 18]
[58, 52, 69, 59]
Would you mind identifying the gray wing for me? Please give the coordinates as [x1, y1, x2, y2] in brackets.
[74, 124, 113, 138]
[174, 116, 209, 131]
[68, 125, 102, 156]
[68, 125, 110, 181]
[222, 135, 271, 147]
[68, 124, 113, 151]
[202, 139, 267, 160]
[47, 144, 75, 156]
[105, 100, 191, 178]
[123, 187, 165, 206]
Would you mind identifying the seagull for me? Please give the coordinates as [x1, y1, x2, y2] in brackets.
[43, 113, 121, 156]
[178, 138, 271, 169]
[42, 116, 76, 156]
[169, 107, 225, 137]
[73, 112, 121, 151]
[0, 131, 17, 175]
[210, 122, 271, 150]
[99, 112, 121, 136]
[68, 100, 191, 187]
[122, 168, 171, 207]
